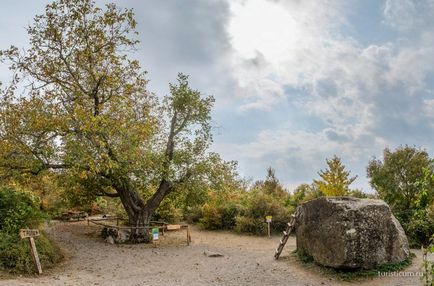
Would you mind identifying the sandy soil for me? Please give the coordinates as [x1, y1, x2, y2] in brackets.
[0, 220, 426, 286]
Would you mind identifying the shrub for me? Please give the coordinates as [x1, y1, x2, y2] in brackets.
[17, 174, 67, 218]
[0, 187, 62, 273]
[199, 201, 244, 230]
[220, 201, 243, 229]
[404, 204, 434, 247]
[184, 206, 203, 224]
[235, 191, 293, 235]
[192, 168, 294, 235]
[199, 203, 223, 230]
[0, 187, 45, 233]
[234, 216, 265, 235]
[288, 183, 323, 207]
[0, 231, 62, 273]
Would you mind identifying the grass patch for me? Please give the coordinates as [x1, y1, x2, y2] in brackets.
[294, 249, 415, 281]
[296, 249, 314, 263]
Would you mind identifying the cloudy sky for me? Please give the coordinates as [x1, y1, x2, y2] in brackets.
[1, 0, 434, 192]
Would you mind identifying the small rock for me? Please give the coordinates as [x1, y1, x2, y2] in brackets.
[115, 229, 130, 243]
[203, 250, 224, 257]
[105, 235, 115, 244]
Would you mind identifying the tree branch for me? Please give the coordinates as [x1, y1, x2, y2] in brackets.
[96, 189, 120, 198]
[174, 108, 192, 135]
[165, 111, 177, 163]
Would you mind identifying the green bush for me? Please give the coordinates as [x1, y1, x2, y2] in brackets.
[0, 187, 45, 233]
[199, 201, 244, 230]
[184, 206, 203, 224]
[196, 168, 294, 235]
[234, 191, 293, 235]
[199, 203, 223, 230]
[234, 216, 265, 235]
[220, 202, 243, 229]
[0, 231, 62, 273]
[404, 205, 434, 248]
[286, 183, 324, 208]
[0, 187, 62, 273]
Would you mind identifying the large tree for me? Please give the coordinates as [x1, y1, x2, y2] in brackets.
[0, 0, 216, 241]
[367, 146, 434, 246]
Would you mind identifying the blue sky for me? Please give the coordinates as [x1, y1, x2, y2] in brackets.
[1, 0, 434, 193]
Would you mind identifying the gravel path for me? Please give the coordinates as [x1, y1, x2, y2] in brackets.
[0, 221, 425, 286]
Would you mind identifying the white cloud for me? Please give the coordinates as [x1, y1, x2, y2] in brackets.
[238, 78, 285, 111]
[228, 0, 434, 120]
[221, 0, 434, 191]
[228, 0, 349, 111]
[423, 99, 434, 118]
[383, 0, 434, 31]
[385, 41, 434, 94]
[383, 0, 419, 31]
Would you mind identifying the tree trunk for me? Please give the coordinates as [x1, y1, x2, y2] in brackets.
[115, 178, 173, 243]
[126, 207, 152, 243]
[117, 188, 149, 242]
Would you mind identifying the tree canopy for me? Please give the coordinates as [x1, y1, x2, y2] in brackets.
[367, 146, 434, 246]
[0, 0, 225, 241]
[367, 146, 434, 212]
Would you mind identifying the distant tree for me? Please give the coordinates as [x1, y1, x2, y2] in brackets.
[347, 189, 370, 198]
[313, 155, 357, 196]
[367, 146, 434, 212]
[289, 183, 323, 206]
[367, 146, 434, 246]
[250, 167, 287, 198]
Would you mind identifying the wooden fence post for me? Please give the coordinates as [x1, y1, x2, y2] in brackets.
[186, 225, 191, 246]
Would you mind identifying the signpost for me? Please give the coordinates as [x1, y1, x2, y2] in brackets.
[265, 216, 272, 238]
[19, 229, 42, 274]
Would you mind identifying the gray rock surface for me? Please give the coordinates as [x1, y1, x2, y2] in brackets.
[295, 197, 409, 269]
[105, 235, 115, 244]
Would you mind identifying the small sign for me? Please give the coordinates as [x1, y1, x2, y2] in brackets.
[19, 229, 40, 239]
[152, 228, 159, 241]
[166, 224, 181, 231]
[265, 216, 272, 223]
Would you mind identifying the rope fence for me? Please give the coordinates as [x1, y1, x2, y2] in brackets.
[86, 217, 192, 245]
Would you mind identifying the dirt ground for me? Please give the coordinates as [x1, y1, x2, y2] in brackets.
[0, 220, 426, 286]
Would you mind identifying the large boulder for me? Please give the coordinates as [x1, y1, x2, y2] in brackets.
[295, 197, 409, 269]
